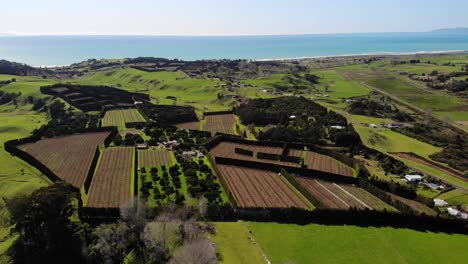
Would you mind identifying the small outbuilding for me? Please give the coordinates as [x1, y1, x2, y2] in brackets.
[136, 143, 148, 150]
[433, 199, 448, 207]
[182, 151, 197, 159]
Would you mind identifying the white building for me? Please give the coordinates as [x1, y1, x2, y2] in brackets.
[369, 124, 378, 128]
[330, 125, 345, 130]
[447, 207, 461, 217]
[404, 174, 423, 183]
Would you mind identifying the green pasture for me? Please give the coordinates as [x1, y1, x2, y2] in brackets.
[0, 107, 50, 256]
[355, 125, 441, 158]
[248, 222, 468, 264]
[310, 69, 372, 101]
[436, 189, 468, 206]
[209, 221, 266, 264]
[75, 68, 230, 111]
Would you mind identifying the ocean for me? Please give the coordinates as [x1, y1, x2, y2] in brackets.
[1, 32, 468, 66]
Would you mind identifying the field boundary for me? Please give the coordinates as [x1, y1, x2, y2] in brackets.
[84, 146, 101, 194]
[389, 152, 467, 182]
[207, 152, 238, 207]
[280, 168, 324, 208]
[214, 156, 358, 184]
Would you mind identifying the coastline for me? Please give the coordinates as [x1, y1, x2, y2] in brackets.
[255, 50, 468, 62]
[34, 50, 468, 68]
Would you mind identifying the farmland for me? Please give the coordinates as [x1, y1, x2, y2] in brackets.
[217, 164, 310, 209]
[101, 109, 146, 130]
[295, 177, 396, 211]
[87, 147, 134, 208]
[304, 151, 354, 177]
[202, 114, 237, 135]
[19, 132, 110, 188]
[248, 222, 468, 264]
[138, 149, 174, 168]
[210, 141, 354, 177]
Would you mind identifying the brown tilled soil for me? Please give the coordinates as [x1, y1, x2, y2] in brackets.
[19, 132, 111, 188]
[217, 164, 310, 209]
[87, 147, 134, 208]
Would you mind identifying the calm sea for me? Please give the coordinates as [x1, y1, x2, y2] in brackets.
[1, 32, 468, 66]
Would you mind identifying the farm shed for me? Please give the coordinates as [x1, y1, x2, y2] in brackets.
[136, 143, 148, 150]
[404, 175, 423, 183]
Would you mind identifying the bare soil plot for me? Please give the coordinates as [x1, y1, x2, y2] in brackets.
[217, 164, 309, 209]
[19, 132, 110, 188]
[203, 114, 237, 135]
[295, 177, 396, 211]
[138, 149, 173, 168]
[304, 152, 353, 177]
[87, 147, 134, 208]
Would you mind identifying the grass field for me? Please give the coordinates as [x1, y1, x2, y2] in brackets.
[0, 106, 50, 256]
[366, 77, 465, 111]
[355, 125, 441, 158]
[311, 69, 372, 101]
[76, 68, 230, 111]
[0, 76, 55, 98]
[102, 109, 146, 130]
[209, 222, 266, 264]
[435, 189, 468, 206]
[248, 222, 468, 264]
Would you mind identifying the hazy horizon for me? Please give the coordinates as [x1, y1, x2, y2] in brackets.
[2, 0, 468, 36]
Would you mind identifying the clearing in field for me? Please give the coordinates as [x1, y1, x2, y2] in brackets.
[248, 222, 468, 264]
[87, 147, 134, 208]
[19, 132, 110, 188]
[101, 109, 146, 130]
[138, 149, 174, 168]
[295, 177, 395, 211]
[217, 164, 310, 209]
[202, 114, 237, 135]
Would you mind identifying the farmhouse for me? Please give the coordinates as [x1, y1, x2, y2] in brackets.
[369, 123, 378, 128]
[404, 174, 423, 183]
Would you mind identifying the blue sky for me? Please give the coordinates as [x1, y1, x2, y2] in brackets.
[2, 0, 468, 35]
